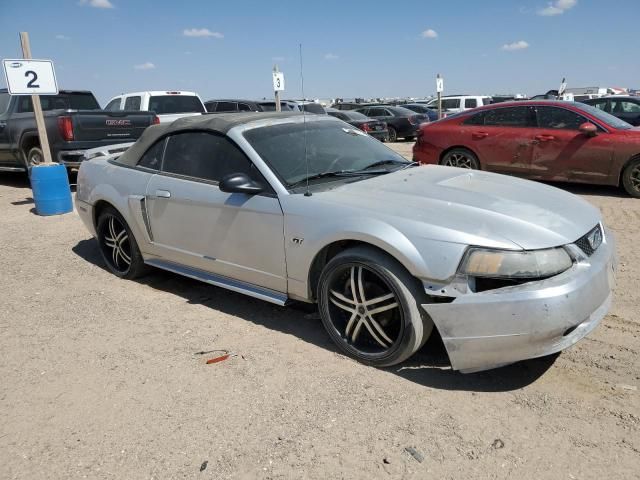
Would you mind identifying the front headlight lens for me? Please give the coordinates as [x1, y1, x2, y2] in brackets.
[460, 247, 573, 279]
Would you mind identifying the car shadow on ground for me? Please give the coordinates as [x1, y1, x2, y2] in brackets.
[547, 181, 626, 198]
[0, 172, 31, 189]
[72, 239, 558, 393]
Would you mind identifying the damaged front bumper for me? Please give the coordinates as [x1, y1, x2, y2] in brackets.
[422, 230, 616, 373]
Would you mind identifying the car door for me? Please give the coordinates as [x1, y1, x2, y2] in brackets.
[530, 105, 614, 183]
[610, 99, 640, 126]
[461, 106, 535, 175]
[0, 92, 13, 164]
[144, 130, 287, 292]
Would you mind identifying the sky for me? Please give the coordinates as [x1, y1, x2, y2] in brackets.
[1, 0, 638, 106]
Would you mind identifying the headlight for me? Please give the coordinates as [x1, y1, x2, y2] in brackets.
[459, 247, 573, 279]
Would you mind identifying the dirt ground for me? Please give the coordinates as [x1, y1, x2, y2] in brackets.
[1, 146, 639, 479]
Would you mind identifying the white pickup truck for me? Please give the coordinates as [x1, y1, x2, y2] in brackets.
[104, 91, 206, 124]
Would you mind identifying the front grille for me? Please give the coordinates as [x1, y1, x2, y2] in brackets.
[574, 224, 603, 257]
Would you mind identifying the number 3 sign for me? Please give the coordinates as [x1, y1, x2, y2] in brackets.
[272, 72, 285, 92]
[2, 59, 58, 95]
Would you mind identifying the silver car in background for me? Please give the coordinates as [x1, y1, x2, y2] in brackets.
[76, 112, 616, 372]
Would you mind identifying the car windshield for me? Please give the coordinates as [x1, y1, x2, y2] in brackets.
[47, 93, 101, 110]
[148, 95, 205, 114]
[388, 107, 415, 116]
[259, 102, 297, 111]
[345, 111, 368, 120]
[574, 103, 632, 130]
[300, 103, 325, 114]
[243, 121, 410, 189]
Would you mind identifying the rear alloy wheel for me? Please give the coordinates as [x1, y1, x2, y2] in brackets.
[387, 126, 398, 143]
[318, 247, 433, 367]
[96, 207, 148, 279]
[622, 158, 640, 198]
[441, 148, 480, 169]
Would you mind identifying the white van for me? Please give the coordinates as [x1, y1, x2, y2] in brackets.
[425, 95, 492, 113]
[105, 91, 206, 124]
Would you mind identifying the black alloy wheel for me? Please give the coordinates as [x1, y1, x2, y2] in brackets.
[96, 207, 148, 279]
[318, 247, 433, 367]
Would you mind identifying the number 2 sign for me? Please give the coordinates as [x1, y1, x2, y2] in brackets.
[2, 59, 58, 95]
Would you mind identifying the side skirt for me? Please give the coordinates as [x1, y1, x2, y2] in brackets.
[144, 258, 289, 306]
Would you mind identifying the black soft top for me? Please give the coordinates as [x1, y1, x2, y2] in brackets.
[115, 111, 303, 166]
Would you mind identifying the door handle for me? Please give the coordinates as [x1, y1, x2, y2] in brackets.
[154, 189, 171, 198]
[534, 134, 555, 142]
[472, 131, 489, 139]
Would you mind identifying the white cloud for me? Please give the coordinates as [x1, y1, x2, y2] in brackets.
[134, 62, 155, 70]
[78, 0, 114, 8]
[324, 53, 339, 60]
[538, 0, 577, 16]
[501, 40, 529, 51]
[420, 29, 438, 39]
[55, 34, 70, 40]
[183, 28, 224, 38]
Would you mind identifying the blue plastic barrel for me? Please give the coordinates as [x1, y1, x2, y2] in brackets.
[30, 163, 73, 216]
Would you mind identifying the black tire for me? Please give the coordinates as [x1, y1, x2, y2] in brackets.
[387, 126, 398, 143]
[317, 246, 434, 367]
[96, 206, 149, 279]
[440, 148, 480, 169]
[621, 157, 640, 198]
[25, 146, 44, 174]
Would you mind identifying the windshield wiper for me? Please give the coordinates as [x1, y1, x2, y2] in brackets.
[288, 170, 365, 188]
[358, 159, 408, 170]
[288, 160, 416, 189]
[349, 159, 419, 174]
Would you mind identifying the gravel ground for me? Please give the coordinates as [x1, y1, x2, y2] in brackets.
[1, 147, 638, 479]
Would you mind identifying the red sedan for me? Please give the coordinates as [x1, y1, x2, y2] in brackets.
[413, 100, 640, 197]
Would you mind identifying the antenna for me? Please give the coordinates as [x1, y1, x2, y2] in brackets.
[299, 43, 311, 197]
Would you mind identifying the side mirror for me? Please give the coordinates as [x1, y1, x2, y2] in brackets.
[219, 172, 264, 195]
[579, 122, 598, 137]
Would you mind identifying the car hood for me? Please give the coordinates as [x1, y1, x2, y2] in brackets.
[316, 165, 601, 250]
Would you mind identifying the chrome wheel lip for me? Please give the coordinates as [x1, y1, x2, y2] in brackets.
[28, 150, 42, 167]
[443, 152, 474, 169]
[99, 215, 132, 274]
[325, 263, 403, 357]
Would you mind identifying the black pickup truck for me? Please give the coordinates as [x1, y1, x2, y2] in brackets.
[0, 89, 158, 172]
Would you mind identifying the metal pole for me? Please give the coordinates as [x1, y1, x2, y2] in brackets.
[20, 32, 53, 164]
[273, 64, 281, 112]
[437, 73, 442, 120]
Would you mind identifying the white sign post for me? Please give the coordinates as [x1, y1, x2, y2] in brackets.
[436, 74, 444, 120]
[272, 66, 284, 112]
[2, 32, 58, 164]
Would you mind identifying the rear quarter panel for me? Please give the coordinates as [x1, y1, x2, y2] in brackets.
[77, 159, 154, 253]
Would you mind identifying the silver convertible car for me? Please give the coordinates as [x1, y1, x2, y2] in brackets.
[76, 112, 616, 372]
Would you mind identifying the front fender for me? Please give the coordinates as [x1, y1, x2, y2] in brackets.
[284, 213, 467, 301]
